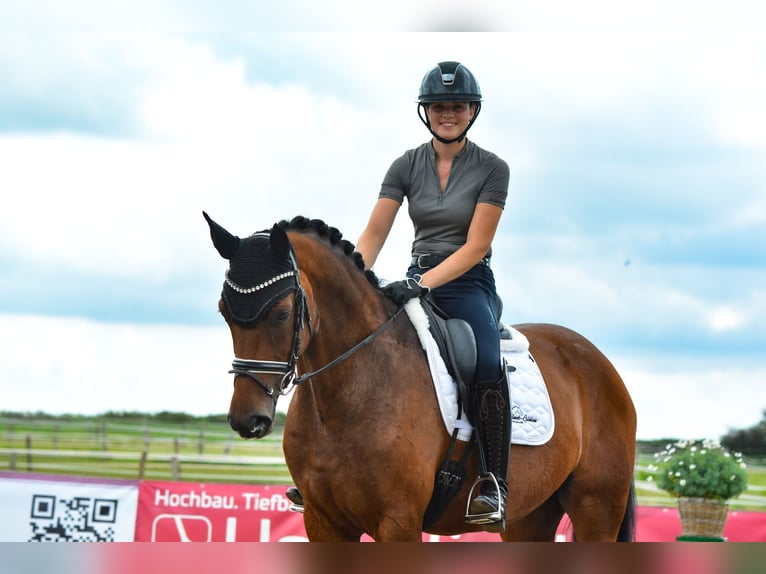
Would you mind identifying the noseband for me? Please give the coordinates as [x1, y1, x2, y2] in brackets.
[226, 246, 404, 405]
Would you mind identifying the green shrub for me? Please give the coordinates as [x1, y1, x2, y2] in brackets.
[648, 439, 748, 501]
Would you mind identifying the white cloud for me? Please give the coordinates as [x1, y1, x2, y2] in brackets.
[707, 306, 748, 332]
[0, 30, 764, 443]
[0, 35, 389, 280]
[620, 358, 766, 440]
[0, 314, 232, 416]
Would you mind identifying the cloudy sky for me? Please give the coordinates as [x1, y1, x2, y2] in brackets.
[1, 2, 765, 440]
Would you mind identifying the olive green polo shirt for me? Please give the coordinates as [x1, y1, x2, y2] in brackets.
[379, 139, 509, 257]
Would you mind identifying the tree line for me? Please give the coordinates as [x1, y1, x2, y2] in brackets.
[722, 408, 766, 456]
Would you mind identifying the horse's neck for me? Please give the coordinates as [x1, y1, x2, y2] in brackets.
[298, 296, 409, 406]
[300, 298, 390, 386]
[299, 246, 389, 365]
[293, 236, 428, 412]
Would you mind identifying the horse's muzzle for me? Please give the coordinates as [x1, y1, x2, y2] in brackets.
[228, 413, 273, 439]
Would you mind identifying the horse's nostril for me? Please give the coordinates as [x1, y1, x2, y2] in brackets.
[245, 415, 273, 438]
[228, 407, 274, 438]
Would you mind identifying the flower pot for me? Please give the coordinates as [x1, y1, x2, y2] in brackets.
[677, 497, 729, 539]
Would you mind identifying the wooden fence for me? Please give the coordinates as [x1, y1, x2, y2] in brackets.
[2, 416, 765, 508]
[0, 417, 289, 484]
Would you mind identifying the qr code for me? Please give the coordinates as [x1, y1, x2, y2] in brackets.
[29, 494, 118, 542]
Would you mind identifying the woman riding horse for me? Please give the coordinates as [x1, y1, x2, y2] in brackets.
[289, 60, 513, 532]
[357, 61, 511, 531]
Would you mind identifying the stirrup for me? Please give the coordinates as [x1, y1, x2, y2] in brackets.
[464, 473, 504, 526]
[285, 487, 305, 514]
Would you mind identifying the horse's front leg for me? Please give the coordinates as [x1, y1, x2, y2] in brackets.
[366, 493, 429, 541]
[370, 518, 424, 542]
[302, 508, 363, 541]
[303, 507, 423, 542]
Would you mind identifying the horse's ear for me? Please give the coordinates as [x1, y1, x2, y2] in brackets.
[203, 211, 240, 260]
[269, 223, 291, 261]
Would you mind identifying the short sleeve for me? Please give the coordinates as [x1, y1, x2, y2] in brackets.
[378, 153, 409, 204]
[477, 155, 509, 208]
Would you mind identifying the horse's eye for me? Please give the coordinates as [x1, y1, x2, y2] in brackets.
[276, 310, 291, 322]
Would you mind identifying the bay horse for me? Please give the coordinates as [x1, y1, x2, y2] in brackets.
[204, 212, 637, 542]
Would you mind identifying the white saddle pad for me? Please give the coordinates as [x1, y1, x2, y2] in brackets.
[404, 299, 555, 445]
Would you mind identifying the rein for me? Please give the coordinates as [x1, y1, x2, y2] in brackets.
[293, 306, 404, 384]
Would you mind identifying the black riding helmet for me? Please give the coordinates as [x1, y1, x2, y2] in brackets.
[417, 61, 482, 144]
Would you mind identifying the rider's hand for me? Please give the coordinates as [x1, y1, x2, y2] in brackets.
[381, 277, 430, 306]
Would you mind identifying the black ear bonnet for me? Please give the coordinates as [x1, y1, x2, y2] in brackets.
[204, 212, 298, 328]
[224, 233, 298, 327]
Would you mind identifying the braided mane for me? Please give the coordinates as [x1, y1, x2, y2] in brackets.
[276, 216, 380, 288]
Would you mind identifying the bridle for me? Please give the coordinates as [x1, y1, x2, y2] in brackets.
[226, 246, 404, 406]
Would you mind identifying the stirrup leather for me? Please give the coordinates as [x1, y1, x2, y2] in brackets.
[464, 473, 504, 525]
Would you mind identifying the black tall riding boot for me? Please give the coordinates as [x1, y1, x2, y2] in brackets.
[465, 361, 512, 532]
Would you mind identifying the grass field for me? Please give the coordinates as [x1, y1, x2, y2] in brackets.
[2, 412, 764, 511]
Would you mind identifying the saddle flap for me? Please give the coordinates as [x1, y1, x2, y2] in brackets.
[445, 319, 477, 385]
[420, 296, 477, 389]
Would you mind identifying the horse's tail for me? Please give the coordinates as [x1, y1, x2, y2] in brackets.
[617, 480, 637, 542]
